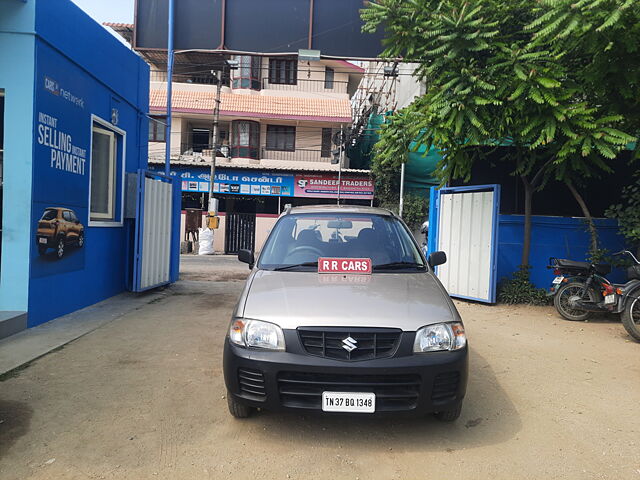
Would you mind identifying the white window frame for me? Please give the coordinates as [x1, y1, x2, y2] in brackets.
[88, 114, 126, 227]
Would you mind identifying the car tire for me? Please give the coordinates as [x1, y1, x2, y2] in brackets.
[434, 403, 462, 422]
[56, 237, 65, 259]
[554, 282, 595, 321]
[227, 393, 253, 419]
[77, 232, 84, 248]
[38, 244, 47, 256]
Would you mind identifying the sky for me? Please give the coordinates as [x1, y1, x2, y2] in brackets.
[71, 0, 134, 24]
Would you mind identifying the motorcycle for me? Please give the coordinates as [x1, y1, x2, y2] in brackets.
[548, 250, 640, 341]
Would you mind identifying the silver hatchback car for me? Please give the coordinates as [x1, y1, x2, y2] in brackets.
[223, 205, 468, 421]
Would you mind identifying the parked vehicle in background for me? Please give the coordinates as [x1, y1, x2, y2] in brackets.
[548, 251, 640, 341]
[36, 207, 84, 259]
[224, 205, 468, 421]
[420, 220, 429, 257]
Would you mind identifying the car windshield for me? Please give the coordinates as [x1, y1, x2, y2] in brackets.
[258, 212, 425, 271]
[41, 209, 57, 221]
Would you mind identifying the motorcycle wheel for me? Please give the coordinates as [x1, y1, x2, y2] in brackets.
[621, 293, 640, 342]
[554, 282, 596, 321]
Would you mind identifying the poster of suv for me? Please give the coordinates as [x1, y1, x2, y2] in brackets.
[35, 207, 85, 259]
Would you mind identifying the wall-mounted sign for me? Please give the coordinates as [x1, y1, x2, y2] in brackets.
[150, 166, 375, 200]
[150, 166, 294, 197]
[294, 174, 374, 200]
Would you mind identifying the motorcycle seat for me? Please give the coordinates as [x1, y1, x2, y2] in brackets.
[553, 258, 611, 275]
[554, 259, 591, 270]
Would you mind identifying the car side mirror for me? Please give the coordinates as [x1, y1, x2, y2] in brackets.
[428, 251, 447, 268]
[238, 249, 254, 269]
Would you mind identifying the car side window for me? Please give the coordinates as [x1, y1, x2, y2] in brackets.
[69, 211, 77, 222]
[62, 211, 71, 222]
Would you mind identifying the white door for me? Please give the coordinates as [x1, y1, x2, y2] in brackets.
[435, 187, 499, 303]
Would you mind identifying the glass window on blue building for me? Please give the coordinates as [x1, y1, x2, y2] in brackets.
[0, 90, 4, 264]
[89, 119, 123, 224]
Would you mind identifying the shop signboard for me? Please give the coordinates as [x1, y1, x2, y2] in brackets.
[150, 166, 294, 197]
[294, 174, 374, 200]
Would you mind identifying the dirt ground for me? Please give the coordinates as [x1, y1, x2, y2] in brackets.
[0, 255, 638, 480]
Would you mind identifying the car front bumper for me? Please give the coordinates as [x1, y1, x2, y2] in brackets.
[223, 331, 468, 415]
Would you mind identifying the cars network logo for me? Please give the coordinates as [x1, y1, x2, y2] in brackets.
[342, 336, 358, 352]
[44, 77, 60, 96]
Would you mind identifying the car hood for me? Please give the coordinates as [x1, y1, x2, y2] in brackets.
[240, 270, 459, 331]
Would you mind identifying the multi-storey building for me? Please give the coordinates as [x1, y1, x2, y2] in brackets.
[106, 23, 374, 252]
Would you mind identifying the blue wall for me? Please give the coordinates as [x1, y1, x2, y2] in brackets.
[0, 0, 36, 313]
[24, 0, 149, 326]
[497, 215, 626, 289]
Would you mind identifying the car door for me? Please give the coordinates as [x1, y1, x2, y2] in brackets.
[62, 210, 76, 242]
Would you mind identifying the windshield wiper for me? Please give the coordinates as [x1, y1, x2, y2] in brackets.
[373, 262, 426, 271]
[272, 261, 318, 271]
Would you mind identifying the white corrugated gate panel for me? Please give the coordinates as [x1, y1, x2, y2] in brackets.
[436, 191, 494, 302]
[140, 177, 172, 290]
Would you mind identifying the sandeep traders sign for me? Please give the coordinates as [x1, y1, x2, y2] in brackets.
[295, 174, 374, 200]
[150, 167, 374, 200]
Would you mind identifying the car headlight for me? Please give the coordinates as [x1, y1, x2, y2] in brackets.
[229, 319, 285, 351]
[413, 322, 466, 353]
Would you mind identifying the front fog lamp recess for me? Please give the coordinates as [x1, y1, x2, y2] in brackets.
[413, 323, 466, 352]
[229, 319, 285, 351]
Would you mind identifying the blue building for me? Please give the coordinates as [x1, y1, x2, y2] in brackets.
[0, 0, 177, 338]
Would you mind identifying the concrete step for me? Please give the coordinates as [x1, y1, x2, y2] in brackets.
[0, 311, 28, 340]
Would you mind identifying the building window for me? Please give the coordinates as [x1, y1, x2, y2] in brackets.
[268, 58, 297, 85]
[0, 91, 4, 171]
[233, 56, 261, 90]
[321, 128, 333, 157]
[191, 128, 210, 153]
[324, 67, 335, 89]
[90, 124, 118, 222]
[231, 120, 260, 159]
[148, 116, 166, 142]
[266, 125, 296, 151]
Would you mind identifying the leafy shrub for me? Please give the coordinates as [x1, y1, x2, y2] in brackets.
[498, 265, 549, 306]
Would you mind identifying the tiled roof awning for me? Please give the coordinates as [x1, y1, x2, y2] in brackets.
[149, 89, 352, 123]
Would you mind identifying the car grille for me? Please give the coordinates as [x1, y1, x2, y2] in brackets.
[238, 368, 267, 400]
[297, 328, 401, 361]
[278, 371, 421, 411]
[431, 371, 460, 404]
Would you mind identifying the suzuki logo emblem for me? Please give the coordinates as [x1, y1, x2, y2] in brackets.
[342, 336, 358, 352]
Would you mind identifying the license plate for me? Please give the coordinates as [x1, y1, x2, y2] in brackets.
[552, 276, 564, 285]
[322, 392, 375, 413]
[604, 294, 616, 305]
[38, 237, 47, 244]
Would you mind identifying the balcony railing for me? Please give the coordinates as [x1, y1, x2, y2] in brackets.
[150, 70, 227, 85]
[261, 78, 348, 94]
[260, 147, 332, 163]
[180, 143, 228, 157]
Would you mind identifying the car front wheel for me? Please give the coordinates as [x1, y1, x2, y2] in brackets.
[434, 402, 462, 422]
[77, 232, 84, 247]
[227, 393, 253, 419]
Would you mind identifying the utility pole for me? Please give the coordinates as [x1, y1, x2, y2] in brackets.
[337, 124, 344, 205]
[208, 69, 223, 216]
[164, 0, 175, 176]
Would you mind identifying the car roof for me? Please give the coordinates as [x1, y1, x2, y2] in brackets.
[288, 204, 394, 216]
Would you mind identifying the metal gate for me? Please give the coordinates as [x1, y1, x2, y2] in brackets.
[131, 170, 180, 292]
[225, 213, 256, 254]
[428, 184, 500, 303]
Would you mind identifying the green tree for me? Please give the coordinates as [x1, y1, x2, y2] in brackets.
[606, 173, 640, 257]
[362, 0, 634, 266]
